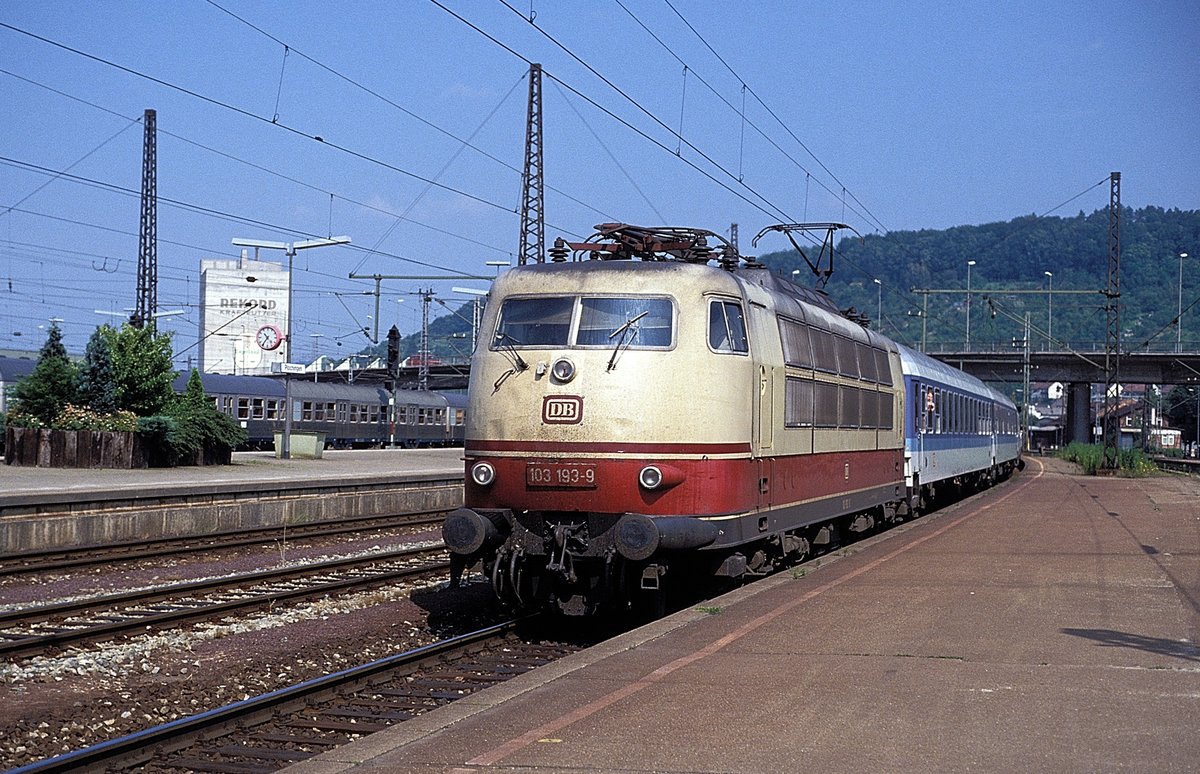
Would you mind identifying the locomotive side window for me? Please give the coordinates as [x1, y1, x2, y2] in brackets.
[784, 377, 814, 427]
[495, 296, 574, 347]
[577, 296, 673, 347]
[874, 348, 893, 386]
[813, 381, 839, 427]
[708, 300, 748, 353]
[878, 390, 894, 430]
[840, 386, 861, 428]
[834, 336, 859, 379]
[810, 329, 839, 373]
[855, 342, 877, 382]
[778, 317, 813, 368]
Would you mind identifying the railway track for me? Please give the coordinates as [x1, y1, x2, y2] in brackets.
[11, 619, 584, 774]
[0, 544, 450, 659]
[0, 509, 445, 576]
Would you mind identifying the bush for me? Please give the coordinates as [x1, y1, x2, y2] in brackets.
[1058, 442, 1157, 476]
[137, 415, 179, 467]
[135, 372, 247, 465]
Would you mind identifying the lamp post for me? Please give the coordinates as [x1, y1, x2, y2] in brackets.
[873, 278, 882, 332]
[231, 236, 351, 458]
[966, 260, 976, 351]
[1044, 271, 1053, 349]
[1180, 252, 1189, 353]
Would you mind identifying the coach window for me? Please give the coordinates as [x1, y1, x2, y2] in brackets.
[236, 398, 251, 420]
[708, 299, 749, 353]
[494, 296, 574, 347]
[266, 400, 280, 420]
[251, 398, 265, 420]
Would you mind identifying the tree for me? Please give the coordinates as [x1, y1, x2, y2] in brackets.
[110, 324, 176, 416]
[77, 325, 118, 414]
[8, 322, 77, 424]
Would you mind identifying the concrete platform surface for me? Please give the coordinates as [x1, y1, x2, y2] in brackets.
[285, 457, 1200, 773]
[0, 448, 465, 507]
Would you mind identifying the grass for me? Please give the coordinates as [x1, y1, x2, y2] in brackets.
[694, 605, 723, 615]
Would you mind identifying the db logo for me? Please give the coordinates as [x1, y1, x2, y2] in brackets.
[542, 395, 583, 425]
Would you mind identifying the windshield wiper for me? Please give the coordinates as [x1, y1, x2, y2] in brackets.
[494, 331, 529, 372]
[607, 311, 648, 372]
[492, 331, 529, 393]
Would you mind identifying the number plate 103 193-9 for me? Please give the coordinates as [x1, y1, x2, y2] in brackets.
[526, 461, 597, 489]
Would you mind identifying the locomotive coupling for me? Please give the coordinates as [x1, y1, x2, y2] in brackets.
[614, 514, 720, 561]
[442, 508, 511, 555]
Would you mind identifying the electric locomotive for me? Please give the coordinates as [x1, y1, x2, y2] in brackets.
[444, 223, 949, 615]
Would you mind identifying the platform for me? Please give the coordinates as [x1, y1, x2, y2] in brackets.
[285, 456, 1200, 773]
[0, 448, 465, 554]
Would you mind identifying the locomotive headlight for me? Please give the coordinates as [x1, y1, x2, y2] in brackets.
[471, 461, 496, 486]
[550, 357, 576, 383]
[639, 465, 664, 490]
[638, 464, 685, 491]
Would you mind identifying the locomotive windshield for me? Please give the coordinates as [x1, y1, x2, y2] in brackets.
[495, 295, 673, 349]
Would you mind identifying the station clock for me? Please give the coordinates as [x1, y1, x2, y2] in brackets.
[255, 324, 284, 351]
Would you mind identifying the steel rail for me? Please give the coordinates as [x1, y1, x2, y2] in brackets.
[0, 546, 450, 659]
[6, 620, 522, 774]
[0, 509, 447, 576]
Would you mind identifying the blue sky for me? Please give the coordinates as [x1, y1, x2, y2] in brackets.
[1, 0, 1197, 363]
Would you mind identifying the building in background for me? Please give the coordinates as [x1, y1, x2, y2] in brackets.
[198, 252, 288, 375]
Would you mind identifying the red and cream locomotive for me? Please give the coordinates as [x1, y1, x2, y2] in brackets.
[444, 223, 1013, 615]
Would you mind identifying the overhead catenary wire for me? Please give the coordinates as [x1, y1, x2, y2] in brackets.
[658, 0, 890, 235]
[202, 1, 614, 224]
[0, 155, 486, 280]
[0, 21, 583, 241]
[611, 0, 883, 233]
[425, 0, 792, 223]
[0, 67, 515, 258]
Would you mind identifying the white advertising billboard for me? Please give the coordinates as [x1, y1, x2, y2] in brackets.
[198, 255, 289, 375]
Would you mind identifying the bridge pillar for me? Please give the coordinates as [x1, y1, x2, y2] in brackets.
[1065, 382, 1092, 445]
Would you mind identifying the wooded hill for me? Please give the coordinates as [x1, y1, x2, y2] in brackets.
[757, 206, 1200, 353]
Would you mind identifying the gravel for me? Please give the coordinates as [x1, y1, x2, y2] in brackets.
[0, 530, 504, 770]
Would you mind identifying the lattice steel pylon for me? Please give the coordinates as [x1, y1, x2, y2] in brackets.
[1101, 171, 1122, 471]
[517, 64, 544, 266]
[133, 108, 158, 330]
